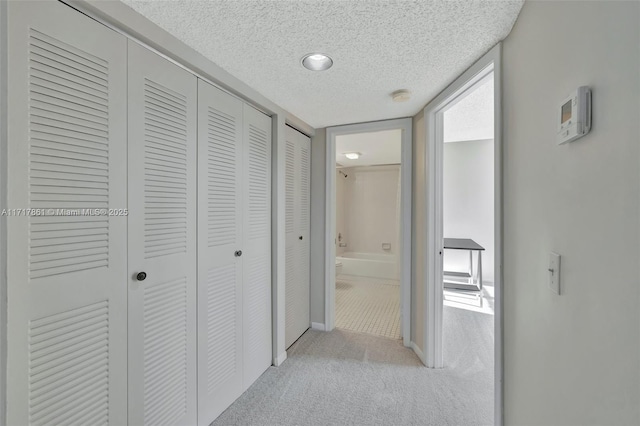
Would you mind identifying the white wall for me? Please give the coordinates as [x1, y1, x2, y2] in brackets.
[443, 139, 494, 282]
[310, 128, 326, 325]
[412, 109, 426, 354]
[502, 1, 640, 424]
[338, 165, 400, 255]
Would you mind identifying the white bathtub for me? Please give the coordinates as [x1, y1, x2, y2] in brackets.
[336, 252, 398, 280]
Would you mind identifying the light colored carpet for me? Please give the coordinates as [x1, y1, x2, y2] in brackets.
[212, 307, 494, 426]
[335, 275, 401, 340]
[444, 283, 495, 316]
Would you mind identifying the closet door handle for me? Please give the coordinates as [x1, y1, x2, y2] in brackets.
[234, 250, 242, 257]
[299, 236, 303, 240]
[136, 272, 147, 281]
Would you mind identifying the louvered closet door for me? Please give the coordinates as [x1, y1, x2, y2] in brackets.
[242, 105, 273, 390]
[197, 81, 244, 425]
[284, 131, 298, 348]
[284, 127, 311, 348]
[5, 2, 127, 425]
[127, 41, 197, 426]
[298, 132, 311, 339]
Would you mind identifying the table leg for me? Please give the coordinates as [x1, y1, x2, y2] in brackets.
[478, 250, 483, 290]
[469, 250, 473, 287]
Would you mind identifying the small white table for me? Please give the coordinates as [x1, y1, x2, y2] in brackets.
[443, 238, 484, 291]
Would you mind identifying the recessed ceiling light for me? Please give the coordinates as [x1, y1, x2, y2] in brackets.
[392, 89, 411, 102]
[344, 152, 360, 160]
[301, 53, 333, 71]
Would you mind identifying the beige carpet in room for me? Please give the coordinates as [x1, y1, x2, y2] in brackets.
[212, 305, 494, 426]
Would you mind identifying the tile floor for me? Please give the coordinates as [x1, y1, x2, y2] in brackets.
[335, 274, 401, 340]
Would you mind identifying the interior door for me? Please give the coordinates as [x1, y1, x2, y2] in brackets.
[197, 80, 244, 425]
[127, 41, 197, 426]
[6, 2, 128, 424]
[242, 104, 273, 390]
[298, 131, 311, 338]
[284, 126, 311, 348]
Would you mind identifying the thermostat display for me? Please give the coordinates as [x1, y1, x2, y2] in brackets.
[557, 86, 591, 144]
[561, 100, 572, 124]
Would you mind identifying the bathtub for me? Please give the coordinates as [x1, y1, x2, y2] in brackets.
[336, 252, 398, 280]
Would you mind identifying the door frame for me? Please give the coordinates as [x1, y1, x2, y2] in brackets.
[324, 118, 412, 347]
[424, 43, 503, 424]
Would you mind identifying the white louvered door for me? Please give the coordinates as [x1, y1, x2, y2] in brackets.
[197, 81, 244, 425]
[127, 41, 197, 426]
[284, 126, 311, 348]
[242, 105, 273, 390]
[298, 131, 311, 341]
[284, 133, 297, 348]
[6, 2, 128, 425]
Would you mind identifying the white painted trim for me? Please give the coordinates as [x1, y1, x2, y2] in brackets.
[425, 101, 444, 368]
[324, 130, 336, 332]
[400, 120, 413, 349]
[411, 342, 426, 365]
[310, 322, 326, 331]
[423, 43, 503, 425]
[273, 351, 287, 367]
[324, 118, 413, 348]
[271, 115, 287, 367]
[493, 43, 504, 426]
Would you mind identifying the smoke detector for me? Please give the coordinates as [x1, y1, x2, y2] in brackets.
[392, 89, 411, 102]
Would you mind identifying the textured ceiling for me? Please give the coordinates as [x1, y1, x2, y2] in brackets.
[444, 76, 494, 143]
[336, 129, 401, 167]
[121, 0, 523, 128]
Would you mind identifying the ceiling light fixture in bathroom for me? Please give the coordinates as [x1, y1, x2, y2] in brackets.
[301, 53, 333, 71]
[391, 89, 411, 102]
[344, 152, 361, 160]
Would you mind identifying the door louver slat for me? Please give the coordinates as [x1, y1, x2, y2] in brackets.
[143, 80, 188, 260]
[28, 30, 110, 280]
[28, 301, 110, 426]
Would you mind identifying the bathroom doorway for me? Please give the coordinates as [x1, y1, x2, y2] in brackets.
[325, 119, 412, 345]
[335, 130, 402, 339]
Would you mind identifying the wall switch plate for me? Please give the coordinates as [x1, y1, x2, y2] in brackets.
[548, 252, 561, 294]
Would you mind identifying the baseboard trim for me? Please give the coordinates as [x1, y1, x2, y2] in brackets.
[311, 322, 326, 331]
[274, 351, 287, 367]
[411, 341, 426, 365]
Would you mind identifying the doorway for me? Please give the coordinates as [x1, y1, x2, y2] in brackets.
[424, 44, 502, 423]
[325, 119, 412, 346]
[442, 71, 496, 424]
[335, 130, 402, 339]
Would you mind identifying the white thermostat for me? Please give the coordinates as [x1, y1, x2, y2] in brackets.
[557, 86, 591, 144]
